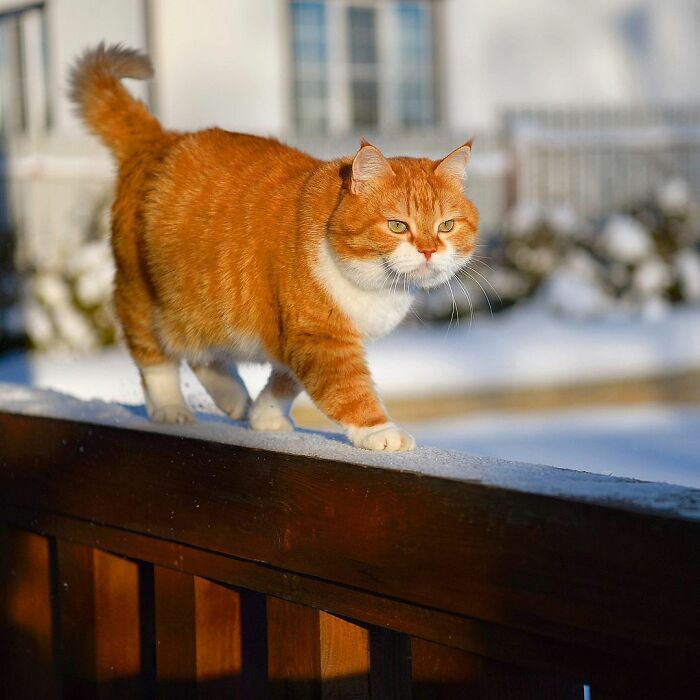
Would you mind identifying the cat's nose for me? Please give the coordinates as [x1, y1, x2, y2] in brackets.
[419, 247, 437, 261]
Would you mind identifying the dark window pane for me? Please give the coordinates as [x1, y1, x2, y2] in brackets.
[396, 2, 433, 126]
[348, 7, 377, 65]
[291, 0, 328, 131]
[351, 80, 378, 128]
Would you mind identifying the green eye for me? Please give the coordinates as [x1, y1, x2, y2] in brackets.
[388, 220, 408, 234]
[438, 219, 455, 233]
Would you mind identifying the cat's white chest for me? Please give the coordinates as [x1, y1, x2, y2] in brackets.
[314, 240, 413, 339]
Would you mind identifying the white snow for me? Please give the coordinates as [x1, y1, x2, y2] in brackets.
[67, 240, 115, 307]
[536, 268, 611, 318]
[0, 382, 697, 521]
[370, 304, 700, 397]
[507, 201, 543, 236]
[544, 203, 580, 236]
[409, 405, 700, 490]
[599, 215, 653, 264]
[632, 257, 671, 297]
[676, 250, 700, 302]
[655, 177, 693, 215]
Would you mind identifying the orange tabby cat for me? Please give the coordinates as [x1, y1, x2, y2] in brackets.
[69, 44, 479, 451]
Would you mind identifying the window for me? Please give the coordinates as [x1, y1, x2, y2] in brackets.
[290, 0, 436, 133]
[0, 2, 50, 139]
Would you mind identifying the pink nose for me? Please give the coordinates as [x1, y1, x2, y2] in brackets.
[420, 248, 437, 261]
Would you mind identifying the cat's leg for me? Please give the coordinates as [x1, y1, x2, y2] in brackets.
[249, 367, 301, 432]
[114, 275, 194, 425]
[190, 361, 251, 420]
[140, 362, 194, 424]
[286, 339, 415, 451]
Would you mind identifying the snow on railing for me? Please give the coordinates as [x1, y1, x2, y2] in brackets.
[0, 385, 698, 697]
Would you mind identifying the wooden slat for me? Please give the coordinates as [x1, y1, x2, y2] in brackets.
[319, 612, 370, 699]
[56, 543, 144, 699]
[370, 628, 412, 699]
[412, 638, 481, 699]
[5, 507, 692, 697]
[56, 539, 98, 698]
[1, 527, 59, 700]
[154, 565, 197, 699]
[267, 596, 321, 699]
[93, 549, 143, 698]
[194, 577, 242, 699]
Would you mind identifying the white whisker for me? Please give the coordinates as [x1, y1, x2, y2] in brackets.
[443, 274, 459, 333]
[453, 274, 475, 326]
[466, 265, 502, 304]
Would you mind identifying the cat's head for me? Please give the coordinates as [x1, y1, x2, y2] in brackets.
[328, 140, 479, 291]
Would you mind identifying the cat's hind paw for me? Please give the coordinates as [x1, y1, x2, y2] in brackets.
[347, 423, 416, 452]
[249, 404, 294, 433]
[150, 405, 196, 425]
[220, 396, 251, 421]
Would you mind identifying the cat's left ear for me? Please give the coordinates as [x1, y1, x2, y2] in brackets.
[351, 140, 394, 194]
[434, 139, 473, 181]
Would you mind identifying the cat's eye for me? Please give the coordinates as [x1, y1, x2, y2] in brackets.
[438, 219, 455, 233]
[387, 220, 408, 234]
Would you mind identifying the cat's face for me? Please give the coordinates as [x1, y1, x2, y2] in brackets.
[329, 142, 479, 291]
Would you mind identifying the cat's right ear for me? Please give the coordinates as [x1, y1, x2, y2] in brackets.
[351, 141, 394, 194]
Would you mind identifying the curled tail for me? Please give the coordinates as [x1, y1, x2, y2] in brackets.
[69, 43, 162, 160]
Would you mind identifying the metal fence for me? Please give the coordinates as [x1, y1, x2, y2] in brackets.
[505, 105, 700, 222]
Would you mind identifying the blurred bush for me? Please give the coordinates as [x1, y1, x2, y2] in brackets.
[22, 196, 117, 351]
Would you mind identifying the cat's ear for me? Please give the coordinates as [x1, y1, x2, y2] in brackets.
[351, 140, 394, 193]
[434, 139, 473, 181]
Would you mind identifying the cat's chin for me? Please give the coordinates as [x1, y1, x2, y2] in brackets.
[409, 267, 454, 290]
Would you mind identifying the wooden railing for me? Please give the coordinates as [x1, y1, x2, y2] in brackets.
[1, 409, 698, 699]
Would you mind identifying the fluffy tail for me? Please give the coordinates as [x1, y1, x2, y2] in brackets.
[69, 43, 162, 160]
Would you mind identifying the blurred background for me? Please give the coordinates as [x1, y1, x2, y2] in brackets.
[0, 0, 699, 485]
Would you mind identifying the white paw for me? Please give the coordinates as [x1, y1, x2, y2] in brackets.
[348, 423, 416, 452]
[150, 405, 196, 425]
[250, 413, 294, 432]
[219, 395, 251, 421]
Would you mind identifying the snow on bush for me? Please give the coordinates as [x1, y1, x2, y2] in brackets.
[21, 196, 117, 351]
[675, 250, 700, 302]
[655, 178, 692, 216]
[599, 215, 653, 264]
[536, 267, 611, 318]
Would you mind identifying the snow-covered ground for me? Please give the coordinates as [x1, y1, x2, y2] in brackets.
[409, 405, 700, 488]
[1, 304, 699, 489]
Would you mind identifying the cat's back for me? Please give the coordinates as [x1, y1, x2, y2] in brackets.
[158, 129, 319, 195]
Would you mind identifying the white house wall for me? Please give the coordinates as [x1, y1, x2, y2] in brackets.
[443, 0, 700, 131]
[46, 0, 148, 135]
[148, 0, 290, 134]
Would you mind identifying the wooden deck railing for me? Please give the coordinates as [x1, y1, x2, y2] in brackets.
[1, 409, 698, 699]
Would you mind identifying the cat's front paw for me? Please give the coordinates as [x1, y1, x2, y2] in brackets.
[347, 423, 416, 452]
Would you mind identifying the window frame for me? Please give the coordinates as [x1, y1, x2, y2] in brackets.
[288, 0, 439, 135]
